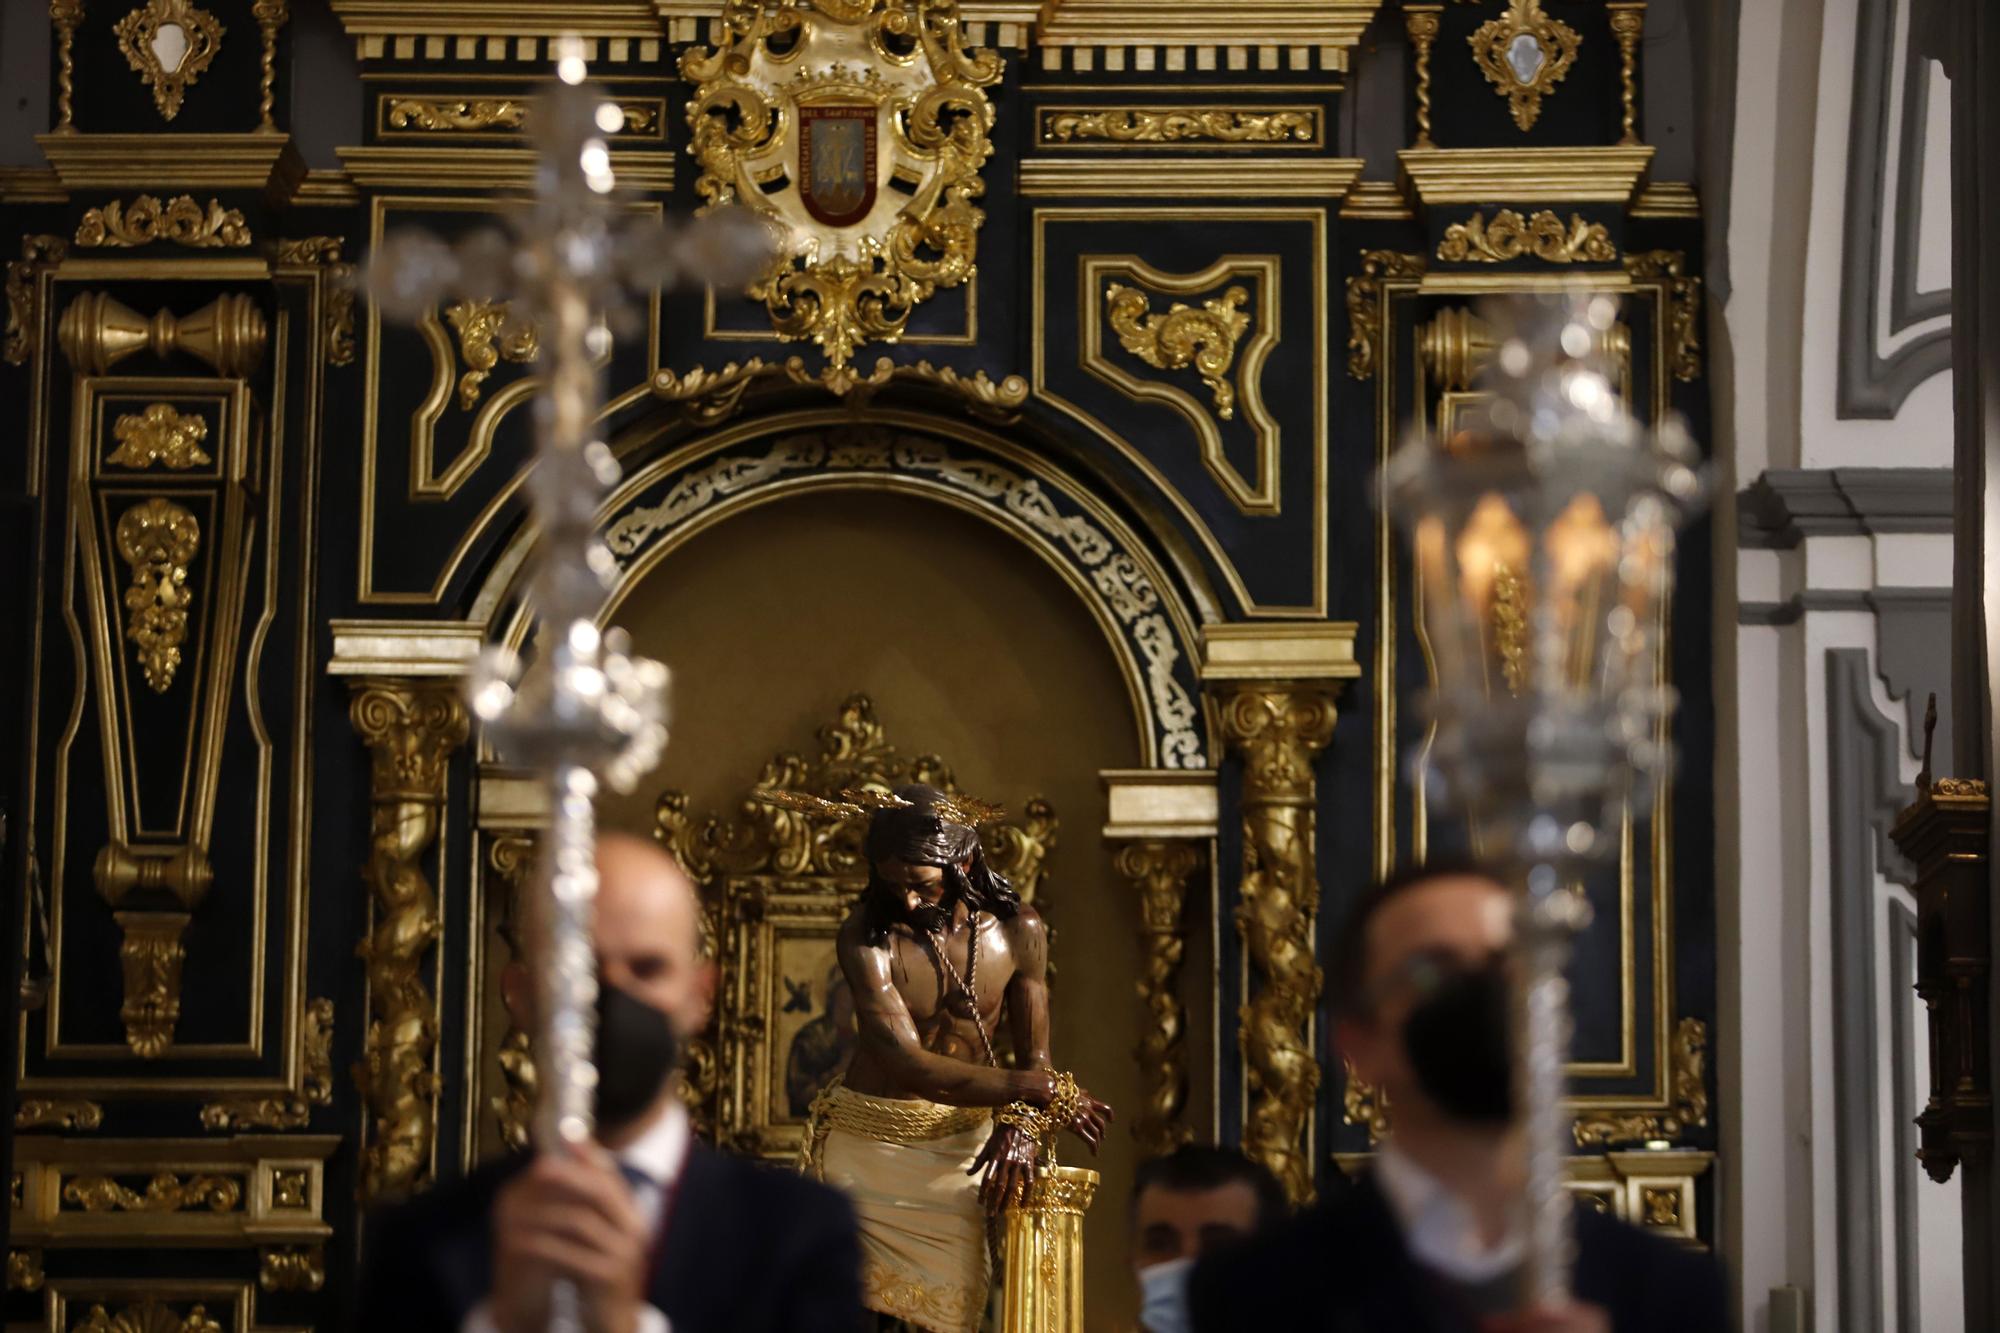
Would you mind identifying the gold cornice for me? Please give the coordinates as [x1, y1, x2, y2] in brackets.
[292, 171, 361, 209]
[1199, 623, 1361, 681]
[1631, 180, 1701, 219]
[1036, 0, 1382, 56]
[36, 134, 306, 202]
[331, 1, 664, 37]
[336, 145, 671, 193]
[1020, 156, 1362, 198]
[1397, 145, 1655, 205]
[0, 168, 67, 205]
[1338, 179, 1413, 220]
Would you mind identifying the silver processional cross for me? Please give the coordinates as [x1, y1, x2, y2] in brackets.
[368, 38, 768, 1329]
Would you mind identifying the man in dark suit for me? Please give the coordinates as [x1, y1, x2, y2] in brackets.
[357, 834, 864, 1333]
[1190, 861, 1730, 1333]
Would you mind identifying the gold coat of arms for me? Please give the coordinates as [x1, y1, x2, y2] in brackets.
[682, 0, 1002, 370]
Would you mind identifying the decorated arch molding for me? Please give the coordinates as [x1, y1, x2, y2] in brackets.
[481, 416, 1211, 770]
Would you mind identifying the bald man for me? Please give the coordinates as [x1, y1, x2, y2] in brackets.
[357, 834, 864, 1333]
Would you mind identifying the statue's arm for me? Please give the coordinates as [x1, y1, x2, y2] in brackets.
[839, 922, 1053, 1108]
[1002, 907, 1053, 1071]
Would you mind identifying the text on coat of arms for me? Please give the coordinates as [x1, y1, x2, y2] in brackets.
[682, 0, 1002, 370]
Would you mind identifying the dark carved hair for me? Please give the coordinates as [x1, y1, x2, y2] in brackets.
[1130, 1144, 1289, 1232]
[1328, 856, 1509, 1018]
[859, 784, 1021, 946]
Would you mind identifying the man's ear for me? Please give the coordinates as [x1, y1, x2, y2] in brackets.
[500, 961, 534, 1030]
[687, 959, 719, 1033]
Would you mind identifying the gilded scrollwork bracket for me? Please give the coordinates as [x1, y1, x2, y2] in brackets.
[349, 679, 469, 1199]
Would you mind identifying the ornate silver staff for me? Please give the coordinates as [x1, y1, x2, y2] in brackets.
[368, 37, 767, 1330]
[1384, 292, 1702, 1306]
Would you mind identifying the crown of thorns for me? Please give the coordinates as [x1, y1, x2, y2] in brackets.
[749, 786, 1005, 830]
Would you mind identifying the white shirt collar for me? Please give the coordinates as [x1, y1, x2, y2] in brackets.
[1373, 1140, 1524, 1284]
[616, 1097, 691, 1191]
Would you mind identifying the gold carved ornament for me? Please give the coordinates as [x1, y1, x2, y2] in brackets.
[7, 1248, 43, 1293]
[115, 497, 200, 695]
[1608, 4, 1645, 146]
[61, 1171, 242, 1213]
[386, 99, 659, 134]
[1405, 7, 1441, 148]
[1345, 250, 1426, 381]
[1624, 250, 1704, 382]
[1341, 1059, 1391, 1144]
[1105, 283, 1251, 420]
[5, 234, 68, 366]
[653, 354, 1028, 426]
[444, 300, 539, 410]
[15, 1099, 103, 1132]
[1437, 209, 1616, 265]
[114, 0, 226, 122]
[1468, 0, 1581, 132]
[681, 0, 1003, 371]
[1044, 108, 1314, 145]
[76, 196, 250, 250]
[1573, 1017, 1710, 1146]
[275, 237, 358, 367]
[486, 834, 539, 1153]
[52, 1, 84, 132]
[349, 681, 470, 1199]
[259, 1244, 326, 1293]
[199, 997, 334, 1130]
[253, 1, 287, 132]
[1120, 840, 1202, 1159]
[1216, 684, 1342, 1205]
[115, 913, 191, 1056]
[72, 1300, 223, 1333]
[108, 404, 211, 470]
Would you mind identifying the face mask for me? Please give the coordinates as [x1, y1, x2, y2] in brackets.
[1136, 1256, 1194, 1333]
[1401, 960, 1514, 1124]
[594, 980, 683, 1132]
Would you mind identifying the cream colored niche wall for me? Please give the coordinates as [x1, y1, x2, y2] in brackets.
[599, 486, 1155, 1329]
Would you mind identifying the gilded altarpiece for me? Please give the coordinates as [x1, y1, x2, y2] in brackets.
[1, 1, 1716, 1327]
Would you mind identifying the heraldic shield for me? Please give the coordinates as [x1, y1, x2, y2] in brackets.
[799, 105, 878, 228]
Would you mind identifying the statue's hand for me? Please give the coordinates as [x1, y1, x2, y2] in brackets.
[969, 1121, 1039, 1215]
[1064, 1086, 1113, 1154]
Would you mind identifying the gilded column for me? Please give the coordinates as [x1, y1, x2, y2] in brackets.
[1214, 684, 1339, 1205]
[349, 679, 468, 1200]
[1117, 840, 1202, 1159]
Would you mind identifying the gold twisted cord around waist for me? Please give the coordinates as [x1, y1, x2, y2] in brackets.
[801, 1082, 993, 1176]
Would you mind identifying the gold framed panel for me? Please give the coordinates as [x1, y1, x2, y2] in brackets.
[1078, 254, 1281, 515]
[357, 194, 664, 605]
[1032, 206, 1328, 618]
[1358, 266, 1692, 1128]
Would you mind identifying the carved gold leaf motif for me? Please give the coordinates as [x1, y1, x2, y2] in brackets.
[71, 1300, 223, 1333]
[115, 498, 200, 694]
[109, 404, 212, 470]
[62, 1171, 242, 1213]
[199, 997, 334, 1130]
[4, 234, 67, 365]
[444, 300, 539, 410]
[76, 195, 250, 249]
[1345, 250, 1426, 381]
[388, 98, 528, 131]
[1044, 107, 1315, 144]
[1105, 282, 1251, 420]
[276, 236, 358, 367]
[6, 1249, 42, 1293]
[259, 1244, 326, 1293]
[15, 1099, 102, 1131]
[1624, 249, 1704, 382]
[1573, 1017, 1710, 1146]
[113, 0, 226, 122]
[115, 911, 190, 1056]
[1437, 209, 1616, 264]
[1468, 0, 1580, 131]
[682, 0, 1002, 370]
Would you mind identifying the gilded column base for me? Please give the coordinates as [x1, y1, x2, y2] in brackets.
[1000, 1165, 1097, 1333]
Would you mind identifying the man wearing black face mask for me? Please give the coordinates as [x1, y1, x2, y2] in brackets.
[356, 834, 864, 1332]
[1188, 861, 1729, 1333]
